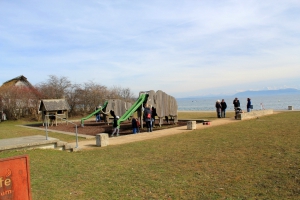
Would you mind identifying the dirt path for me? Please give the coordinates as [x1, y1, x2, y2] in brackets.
[71, 117, 240, 150]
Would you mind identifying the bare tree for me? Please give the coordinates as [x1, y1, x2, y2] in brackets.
[77, 81, 108, 114]
[0, 96, 2, 111]
[109, 85, 136, 102]
[65, 83, 82, 116]
[108, 85, 122, 99]
[0, 74, 138, 120]
[35, 75, 72, 99]
[0, 85, 17, 119]
[120, 87, 136, 102]
[0, 85, 41, 119]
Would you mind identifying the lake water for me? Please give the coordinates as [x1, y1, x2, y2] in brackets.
[177, 94, 300, 111]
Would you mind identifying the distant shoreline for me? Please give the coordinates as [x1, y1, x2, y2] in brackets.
[177, 109, 299, 112]
[177, 110, 233, 112]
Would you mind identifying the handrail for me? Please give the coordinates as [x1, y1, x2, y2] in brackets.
[44, 114, 79, 148]
[81, 101, 108, 127]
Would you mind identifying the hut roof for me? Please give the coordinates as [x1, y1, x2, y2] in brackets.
[39, 99, 70, 111]
[1, 75, 34, 88]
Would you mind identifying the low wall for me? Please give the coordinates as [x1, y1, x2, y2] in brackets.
[187, 121, 196, 130]
[236, 109, 273, 120]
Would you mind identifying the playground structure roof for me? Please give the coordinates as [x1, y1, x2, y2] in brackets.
[39, 99, 70, 112]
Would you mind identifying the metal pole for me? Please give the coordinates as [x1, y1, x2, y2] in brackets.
[75, 125, 78, 148]
[44, 114, 79, 148]
[45, 117, 48, 140]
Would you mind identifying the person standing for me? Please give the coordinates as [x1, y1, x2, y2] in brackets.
[136, 118, 140, 133]
[132, 118, 138, 134]
[220, 99, 227, 118]
[233, 97, 240, 111]
[215, 100, 222, 118]
[110, 110, 116, 118]
[95, 107, 101, 122]
[144, 104, 152, 132]
[247, 98, 252, 112]
[111, 116, 120, 137]
[151, 106, 157, 128]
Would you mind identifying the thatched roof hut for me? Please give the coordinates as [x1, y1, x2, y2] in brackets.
[1, 75, 34, 88]
[39, 99, 70, 126]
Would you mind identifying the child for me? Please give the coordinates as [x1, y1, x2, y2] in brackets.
[111, 116, 119, 137]
[136, 118, 140, 133]
[132, 118, 138, 134]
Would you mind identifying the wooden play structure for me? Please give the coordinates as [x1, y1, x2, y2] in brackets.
[39, 99, 70, 126]
[138, 90, 178, 127]
[80, 90, 178, 130]
[80, 99, 133, 126]
[116, 90, 178, 128]
[103, 99, 132, 122]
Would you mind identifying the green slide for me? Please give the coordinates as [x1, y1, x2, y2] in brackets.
[81, 101, 108, 127]
[117, 93, 148, 127]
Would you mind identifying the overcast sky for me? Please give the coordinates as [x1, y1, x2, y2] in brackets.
[1, 0, 300, 98]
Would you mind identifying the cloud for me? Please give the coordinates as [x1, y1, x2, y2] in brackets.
[1, 0, 300, 98]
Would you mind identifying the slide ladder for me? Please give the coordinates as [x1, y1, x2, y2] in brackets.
[81, 101, 108, 127]
[117, 93, 148, 127]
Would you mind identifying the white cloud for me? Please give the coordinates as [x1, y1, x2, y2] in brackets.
[1, 0, 300, 98]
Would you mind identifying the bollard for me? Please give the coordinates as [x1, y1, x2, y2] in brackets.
[96, 133, 109, 147]
[187, 121, 196, 130]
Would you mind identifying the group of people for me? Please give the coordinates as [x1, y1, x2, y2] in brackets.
[215, 99, 228, 118]
[215, 97, 252, 118]
[110, 104, 158, 137]
[142, 105, 157, 132]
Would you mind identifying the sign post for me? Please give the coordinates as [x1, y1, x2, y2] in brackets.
[0, 155, 32, 200]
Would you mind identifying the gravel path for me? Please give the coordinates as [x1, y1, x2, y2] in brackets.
[71, 117, 240, 150]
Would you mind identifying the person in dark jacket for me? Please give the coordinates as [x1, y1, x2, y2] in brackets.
[233, 97, 240, 111]
[151, 106, 157, 128]
[111, 116, 119, 137]
[95, 107, 101, 122]
[247, 98, 252, 112]
[136, 118, 140, 133]
[215, 100, 222, 118]
[220, 99, 227, 118]
[110, 110, 116, 118]
[144, 105, 152, 132]
[132, 118, 138, 134]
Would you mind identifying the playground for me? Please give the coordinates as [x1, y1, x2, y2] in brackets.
[32, 118, 187, 137]
[36, 90, 180, 137]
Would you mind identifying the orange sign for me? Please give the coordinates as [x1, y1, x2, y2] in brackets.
[0, 155, 32, 200]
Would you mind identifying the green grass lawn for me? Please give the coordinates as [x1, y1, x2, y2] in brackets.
[0, 112, 299, 199]
[0, 120, 88, 142]
[178, 111, 236, 120]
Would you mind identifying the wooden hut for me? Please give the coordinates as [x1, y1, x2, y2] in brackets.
[0, 75, 41, 119]
[39, 99, 70, 126]
[1, 75, 34, 88]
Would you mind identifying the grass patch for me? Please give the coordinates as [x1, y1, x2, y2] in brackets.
[0, 112, 299, 199]
[0, 120, 87, 142]
[178, 111, 235, 120]
[0, 112, 230, 141]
